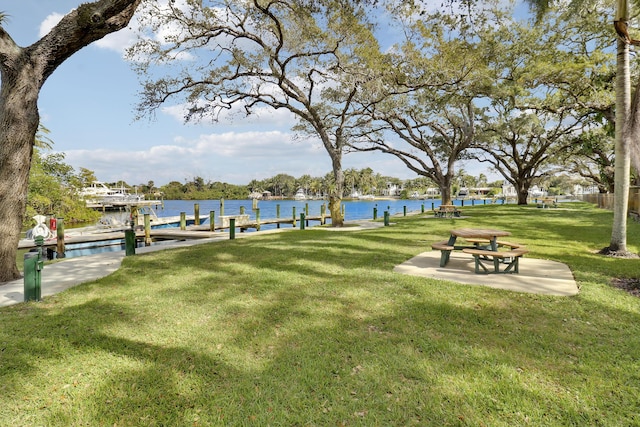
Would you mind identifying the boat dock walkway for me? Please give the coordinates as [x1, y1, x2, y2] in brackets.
[18, 215, 327, 251]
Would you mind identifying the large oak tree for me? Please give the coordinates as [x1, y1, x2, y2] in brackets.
[0, 0, 141, 282]
[129, 0, 382, 227]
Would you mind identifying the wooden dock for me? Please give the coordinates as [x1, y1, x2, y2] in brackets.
[18, 215, 327, 252]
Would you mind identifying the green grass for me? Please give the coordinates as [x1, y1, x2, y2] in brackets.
[2, 202, 640, 426]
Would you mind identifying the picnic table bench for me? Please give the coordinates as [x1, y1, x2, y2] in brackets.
[434, 204, 462, 218]
[431, 228, 528, 274]
[537, 198, 557, 209]
[462, 247, 529, 274]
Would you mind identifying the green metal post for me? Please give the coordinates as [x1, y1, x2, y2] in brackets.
[384, 211, 390, 226]
[403, 206, 407, 216]
[300, 213, 306, 230]
[373, 207, 377, 220]
[421, 204, 425, 213]
[180, 212, 186, 230]
[229, 218, 236, 239]
[125, 228, 136, 256]
[24, 236, 44, 302]
[194, 203, 200, 225]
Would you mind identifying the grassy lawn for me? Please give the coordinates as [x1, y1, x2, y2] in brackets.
[1, 202, 639, 426]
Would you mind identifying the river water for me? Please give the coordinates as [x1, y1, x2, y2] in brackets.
[148, 198, 463, 229]
[61, 198, 491, 259]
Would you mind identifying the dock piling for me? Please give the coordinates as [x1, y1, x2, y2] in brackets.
[144, 213, 151, 246]
[56, 218, 65, 258]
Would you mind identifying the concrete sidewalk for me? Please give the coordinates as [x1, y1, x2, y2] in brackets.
[0, 236, 230, 308]
[1, 221, 381, 308]
[394, 251, 579, 296]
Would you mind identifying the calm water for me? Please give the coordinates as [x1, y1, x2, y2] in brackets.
[61, 197, 500, 258]
[150, 198, 465, 229]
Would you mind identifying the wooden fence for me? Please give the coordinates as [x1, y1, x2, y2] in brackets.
[579, 186, 640, 214]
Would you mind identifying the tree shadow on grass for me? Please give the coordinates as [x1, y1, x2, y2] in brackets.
[3, 273, 640, 425]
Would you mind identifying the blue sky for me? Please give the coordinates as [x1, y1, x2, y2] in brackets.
[2, 0, 494, 187]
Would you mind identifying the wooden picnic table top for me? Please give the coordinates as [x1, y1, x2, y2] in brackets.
[450, 228, 511, 240]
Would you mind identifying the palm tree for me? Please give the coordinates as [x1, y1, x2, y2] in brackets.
[525, 0, 633, 254]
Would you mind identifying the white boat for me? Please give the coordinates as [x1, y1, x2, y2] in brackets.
[79, 181, 145, 205]
[294, 189, 307, 200]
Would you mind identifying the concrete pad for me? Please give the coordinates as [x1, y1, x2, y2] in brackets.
[394, 251, 579, 296]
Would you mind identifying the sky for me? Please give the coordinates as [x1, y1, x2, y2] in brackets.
[2, 0, 497, 187]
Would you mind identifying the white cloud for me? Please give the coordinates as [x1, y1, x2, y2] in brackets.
[39, 12, 65, 38]
[61, 130, 328, 185]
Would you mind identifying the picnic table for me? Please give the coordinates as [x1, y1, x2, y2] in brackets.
[431, 228, 528, 274]
[434, 204, 461, 218]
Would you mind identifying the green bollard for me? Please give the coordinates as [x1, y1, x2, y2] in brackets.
[373, 207, 377, 220]
[403, 205, 407, 216]
[229, 218, 236, 240]
[300, 213, 306, 230]
[421, 204, 425, 213]
[194, 203, 200, 225]
[209, 211, 216, 232]
[384, 211, 390, 226]
[125, 228, 136, 256]
[24, 236, 44, 302]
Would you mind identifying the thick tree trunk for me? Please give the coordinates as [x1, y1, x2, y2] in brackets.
[0, 73, 40, 281]
[0, 0, 141, 282]
[440, 185, 453, 205]
[329, 158, 344, 227]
